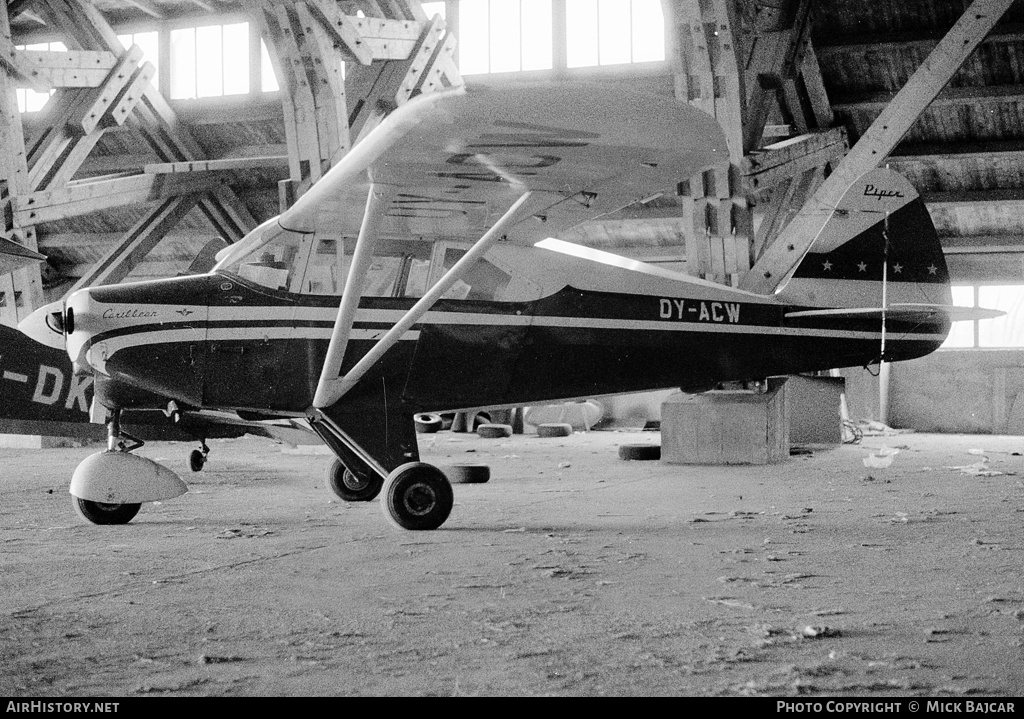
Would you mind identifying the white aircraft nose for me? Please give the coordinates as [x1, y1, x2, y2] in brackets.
[18, 299, 67, 350]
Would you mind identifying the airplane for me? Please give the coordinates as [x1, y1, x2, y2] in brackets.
[17, 83, 996, 531]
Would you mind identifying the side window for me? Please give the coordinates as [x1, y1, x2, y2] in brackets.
[299, 238, 432, 298]
[304, 238, 350, 295]
[438, 248, 512, 301]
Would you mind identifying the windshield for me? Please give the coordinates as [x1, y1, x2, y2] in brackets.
[218, 222, 309, 292]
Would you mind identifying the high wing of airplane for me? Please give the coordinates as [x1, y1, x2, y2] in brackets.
[18, 83, 994, 531]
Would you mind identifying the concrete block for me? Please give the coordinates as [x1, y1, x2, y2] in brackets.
[660, 378, 789, 465]
[787, 375, 845, 445]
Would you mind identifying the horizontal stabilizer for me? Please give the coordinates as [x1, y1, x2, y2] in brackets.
[785, 304, 1004, 322]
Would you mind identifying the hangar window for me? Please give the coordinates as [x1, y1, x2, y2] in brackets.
[941, 285, 1024, 349]
[566, 0, 664, 68]
[118, 31, 160, 91]
[458, 0, 553, 74]
[15, 41, 65, 113]
[169, 22, 249, 99]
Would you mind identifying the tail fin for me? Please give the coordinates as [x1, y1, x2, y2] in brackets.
[776, 168, 951, 310]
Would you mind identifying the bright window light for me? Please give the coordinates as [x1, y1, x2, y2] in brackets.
[978, 285, 1024, 348]
[260, 40, 279, 92]
[421, 1, 446, 19]
[458, 0, 489, 74]
[16, 41, 64, 113]
[117, 31, 159, 91]
[170, 22, 250, 100]
[521, 0, 553, 71]
[222, 23, 250, 95]
[458, 0, 552, 74]
[169, 28, 197, 99]
[567, 0, 664, 68]
[940, 285, 975, 348]
[566, 0, 599, 68]
[631, 0, 665, 62]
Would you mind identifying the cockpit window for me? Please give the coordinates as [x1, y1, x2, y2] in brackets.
[221, 223, 307, 292]
[301, 238, 433, 298]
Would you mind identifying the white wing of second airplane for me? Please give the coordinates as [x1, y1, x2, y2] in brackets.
[276, 83, 729, 245]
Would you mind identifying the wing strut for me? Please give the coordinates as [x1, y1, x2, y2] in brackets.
[313, 189, 547, 409]
[313, 182, 391, 408]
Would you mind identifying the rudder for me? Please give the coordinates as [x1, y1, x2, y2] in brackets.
[776, 168, 951, 310]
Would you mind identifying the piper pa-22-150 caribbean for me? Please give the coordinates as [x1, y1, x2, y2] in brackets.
[19, 85, 994, 530]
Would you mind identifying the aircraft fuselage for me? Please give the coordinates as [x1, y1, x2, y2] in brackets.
[65, 267, 946, 420]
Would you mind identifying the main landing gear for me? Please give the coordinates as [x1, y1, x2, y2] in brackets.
[380, 463, 453, 531]
[69, 409, 187, 525]
[327, 458, 453, 530]
[326, 458, 383, 502]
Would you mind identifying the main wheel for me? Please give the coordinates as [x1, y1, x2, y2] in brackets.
[73, 497, 141, 525]
[326, 458, 383, 502]
[381, 462, 453, 530]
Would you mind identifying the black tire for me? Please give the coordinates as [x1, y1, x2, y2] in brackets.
[73, 497, 141, 525]
[618, 444, 661, 461]
[381, 462, 453, 530]
[326, 458, 383, 502]
[477, 423, 512, 439]
[414, 413, 443, 434]
[444, 464, 490, 484]
[188, 449, 205, 473]
[537, 423, 573, 438]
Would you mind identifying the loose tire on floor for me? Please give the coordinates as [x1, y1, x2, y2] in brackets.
[444, 464, 490, 484]
[188, 449, 206, 473]
[73, 497, 141, 525]
[618, 444, 661, 461]
[477, 423, 512, 439]
[414, 413, 443, 434]
[381, 462, 454, 530]
[326, 458, 383, 502]
[537, 423, 573, 438]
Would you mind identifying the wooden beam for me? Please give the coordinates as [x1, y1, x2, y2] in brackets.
[144, 156, 290, 174]
[351, 16, 427, 59]
[741, 0, 1018, 294]
[306, 0, 374, 65]
[120, 0, 164, 20]
[27, 47, 152, 191]
[0, 1, 43, 322]
[922, 189, 1024, 207]
[38, 0, 256, 236]
[742, 127, 848, 194]
[14, 172, 232, 225]
[741, 0, 813, 153]
[940, 235, 1024, 253]
[11, 49, 118, 89]
[68, 194, 201, 292]
[832, 83, 1024, 111]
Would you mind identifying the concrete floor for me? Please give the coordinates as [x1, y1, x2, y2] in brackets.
[1, 429, 1023, 696]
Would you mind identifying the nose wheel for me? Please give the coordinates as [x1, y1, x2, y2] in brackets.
[73, 498, 141, 525]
